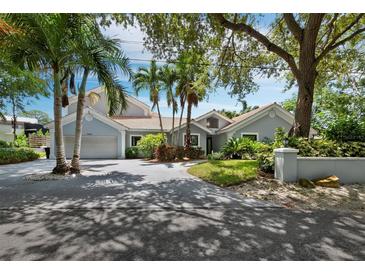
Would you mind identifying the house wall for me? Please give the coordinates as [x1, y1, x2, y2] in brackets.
[212, 133, 227, 153]
[68, 92, 109, 115]
[230, 113, 292, 141]
[119, 102, 147, 117]
[175, 124, 207, 154]
[0, 123, 24, 142]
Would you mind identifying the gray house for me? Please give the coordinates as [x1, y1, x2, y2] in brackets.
[48, 87, 314, 159]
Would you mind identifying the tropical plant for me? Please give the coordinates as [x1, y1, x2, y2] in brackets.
[20, 110, 51, 125]
[175, 51, 210, 148]
[136, 133, 166, 159]
[67, 17, 131, 173]
[159, 65, 179, 144]
[4, 14, 87, 174]
[133, 60, 164, 132]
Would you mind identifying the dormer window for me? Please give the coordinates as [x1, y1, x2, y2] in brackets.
[207, 117, 219, 128]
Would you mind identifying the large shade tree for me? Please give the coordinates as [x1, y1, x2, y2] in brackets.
[130, 13, 365, 137]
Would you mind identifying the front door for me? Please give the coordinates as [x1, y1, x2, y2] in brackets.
[206, 136, 213, 155]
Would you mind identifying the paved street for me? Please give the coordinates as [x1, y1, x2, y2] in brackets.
[0, 159, 364, 260]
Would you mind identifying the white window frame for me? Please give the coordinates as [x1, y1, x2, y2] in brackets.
[240, 132, 259, 141]
[183, 133, 200, 147]
[130, 135, 142, 147]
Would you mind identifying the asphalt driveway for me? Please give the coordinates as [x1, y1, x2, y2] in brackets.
[0, 159, 364, 260]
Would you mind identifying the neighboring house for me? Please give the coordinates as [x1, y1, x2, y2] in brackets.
[47, 87, 316, 159]
[0, 116, 40, 142]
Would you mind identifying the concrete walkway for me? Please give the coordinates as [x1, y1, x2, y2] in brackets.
[0, 159, 364, 260]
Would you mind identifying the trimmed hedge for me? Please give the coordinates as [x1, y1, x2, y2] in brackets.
[155, 144, 204, 161]
[125, 147, 140, 159]
[0, 148, 41, 165]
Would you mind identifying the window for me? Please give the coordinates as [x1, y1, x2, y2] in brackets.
[207, 117, 219, 128]
[241, 133, 258, 141]
[183, 134, 200, 147]
[131, 135, 142, 146]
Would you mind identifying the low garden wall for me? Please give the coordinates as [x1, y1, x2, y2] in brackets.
[274, 148, 365, 184]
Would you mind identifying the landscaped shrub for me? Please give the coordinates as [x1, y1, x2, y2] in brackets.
[175, 146, 185, 160]
[184, 146, 204, 159]
[13, 133, 28, 147]
[0, 148, 41, 165]
[0, 140, 12, 148]
[155, 144, 177, 161]
[207, 152, 225, 160]
[137, 133, 166, 158]
[125, 147, 140, 159]
[324, 116, 365, 142]
[222, 137, 270, 160]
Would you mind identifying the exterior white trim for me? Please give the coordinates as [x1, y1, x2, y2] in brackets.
[240, 132, 259, 141]
[218, 104, 294, 134]
[194, 110, 233, 123]
[47, 107, 127, 132]
[171, 121, 213, 134]
[130, 134, 142, 147]
[182, 133, 200, 147]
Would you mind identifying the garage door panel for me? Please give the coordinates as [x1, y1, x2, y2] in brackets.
[64, 136, 118, 159]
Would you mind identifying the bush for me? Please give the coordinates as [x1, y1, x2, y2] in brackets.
[155, 144, 177, 161]
[155, 144, 204, 161]
[13, 133, 28, 147]
[184, 146, 204, 159]
[0, 140, 12, 148]
[125, 147, 140, 159]
[222, 137, 270, 160]
[324, 116, 365, 142]
[137, 133, 166, 159]
[0, 148, 40, 165]
[207, 152, 225, 160]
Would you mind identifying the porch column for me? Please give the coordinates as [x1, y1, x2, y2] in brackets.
[120, 130, 126, 159]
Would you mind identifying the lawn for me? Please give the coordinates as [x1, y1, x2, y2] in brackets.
[187, 160, 258, 187]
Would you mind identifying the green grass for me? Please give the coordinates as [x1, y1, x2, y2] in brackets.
[187, 160, 258, 187]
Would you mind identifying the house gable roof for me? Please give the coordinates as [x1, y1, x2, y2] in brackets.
[218, 103, 295, 133]
[194, 110, 233, 124]
[46, 107, 127, 132]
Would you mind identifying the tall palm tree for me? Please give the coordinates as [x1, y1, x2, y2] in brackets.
[4, 14, 84, 174]
[175, 52, 210, 148]
[133, 60, 164, 132]
[159, 65, 178, 144]
[69, 20, 131, 173]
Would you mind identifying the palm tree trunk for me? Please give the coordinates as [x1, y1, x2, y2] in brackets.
[185, 102, 192, 148]
[52, 64, 69, 174]
[70, 68, 89, 174]
[177, 97, 186, 146]
[156, 101, 164, 133]
[171, 105, 175, 145]
[11, 96, 17, 141]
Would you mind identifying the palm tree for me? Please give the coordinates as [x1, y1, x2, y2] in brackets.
[4, 14, 84, 174]
[175, 53, 210, 148]
[159, 65, 178, 144]
[69, 20, 131, 173]
[133, 60, 164, 132]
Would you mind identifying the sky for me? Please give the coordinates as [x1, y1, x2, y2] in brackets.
[12, 14, 295, 119]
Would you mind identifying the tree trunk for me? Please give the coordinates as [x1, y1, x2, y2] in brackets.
[52, 64, 69, 174]
[177, 97, 186, 146]
[185, 102, 192, 148]
[156, 101, 164, 133]
[171, 107, 175, 145]
[70, 68, 89, 174]
[11, 96, 17, 141]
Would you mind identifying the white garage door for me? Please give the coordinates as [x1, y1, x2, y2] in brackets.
[64, 136, 118, 159]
